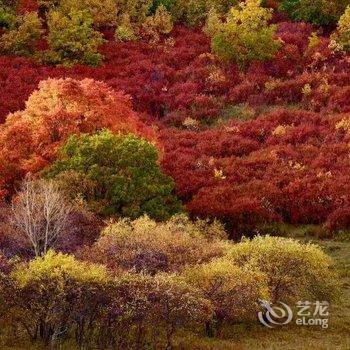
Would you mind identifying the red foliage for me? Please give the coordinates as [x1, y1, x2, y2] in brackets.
[17, 0, 39, 14]
[1, 23, 350, 232]
[0, 24, 349, 125]
[326, 207, 350, 233]
[58, 210, 104, 253]
[0, 78, 156, 197]
[327, 87, 350, 113]
[161, 109, 350, 234]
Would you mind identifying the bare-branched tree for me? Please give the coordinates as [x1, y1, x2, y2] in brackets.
[11, 178, 71, 256]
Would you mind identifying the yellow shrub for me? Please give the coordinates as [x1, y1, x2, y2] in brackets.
[302, 83, 312, 95]
[184, 258, 269, 322]
[184, 0, 238, 27]
[115, 13, 138, 41]
[12, 250, 109, 286]
[46, 9, 105, 66]
[8, 251, 111, 346]
[332, 5, 350, 52]
[226, 235, 340, 303]
[0, 12, 43, 56]
[272, 124, 288, 137]
[113, 272, 213, 346]
[38, 0, 117, 26]
[204, 6, 221, 37]
[144, 4, 173, 34]
[205, 0, 281, 68]
[336, 117, 350, 133]
[264, 78, 282, 91]
[59, 0, 118, 27]
[308, 32, 320, 50]
[90, 214, 228, 273]
[116, 0, 152, 26]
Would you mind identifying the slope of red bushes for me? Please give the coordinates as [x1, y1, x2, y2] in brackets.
[1, 23, 350, 233]
[161, 109, 350, 234]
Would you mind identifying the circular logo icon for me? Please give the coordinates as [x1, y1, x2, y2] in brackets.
[258, 299, 293, 328]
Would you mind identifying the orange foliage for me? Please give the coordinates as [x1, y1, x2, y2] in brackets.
[0, 78, 156, 198]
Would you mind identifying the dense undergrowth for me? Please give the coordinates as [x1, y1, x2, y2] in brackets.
[1, 20, 350, 234]
[0, 0, 350, 348]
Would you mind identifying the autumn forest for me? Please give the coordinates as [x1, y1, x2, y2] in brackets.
[0, 0, 349, 349]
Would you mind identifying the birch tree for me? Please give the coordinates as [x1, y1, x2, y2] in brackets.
[11, 178, 71, 256]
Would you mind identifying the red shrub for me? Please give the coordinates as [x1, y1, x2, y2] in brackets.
[1, 24, 350, 233]
[161, 109, 350, 233]
[327, 87, 350, 113]
[326, 207, 350, 233]
[17, 0, 39, 14]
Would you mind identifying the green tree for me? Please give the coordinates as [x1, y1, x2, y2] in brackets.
[45, 9, 105, 66]
[0, 4, 16, 29]
[45, 130, 182, 220]
[205, 0, 281, 68]
[0, 11, 42, 56]
[280, 0, 348, 27]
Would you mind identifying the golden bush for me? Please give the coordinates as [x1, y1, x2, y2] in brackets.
[226, 235, 340, 303]
[90, 214, 228, 273]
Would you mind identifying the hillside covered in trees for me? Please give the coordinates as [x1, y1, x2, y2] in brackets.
[0, 0, 350, 349]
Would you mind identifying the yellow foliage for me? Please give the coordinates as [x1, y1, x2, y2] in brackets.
[288, 160, 305, 171]
[46, 9, 105, 66]
[264, 78, 282, 91]
[114, 272, 214, 328]
[92, 214, 228, 273]
[226, 235, 340, 303]
[205, 0, 281, 68]
[184, 0, 238, 27]
[12, 250, 109, 286]
[116, 0, 152, 26]
[58, 0, 117, 27]
[332, 5, 350, 52]
[0, 12, 43, 57]
[182, 117, 200, 129]
[213, 168, 226, 180]
[204, 7, 221, 37]
[206, 66, 227, 84]
[115, 13, 137, 41]
[272, 124, 288, 137]
[184, 258, 269, 321]
[144, 4, 173, 34]
[302, 83, 312, 95]
[308, 32, 320, 50]
[335, 117, 350, 132]
[317, 170, 332, 178]
[319, 77, 330, 94]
